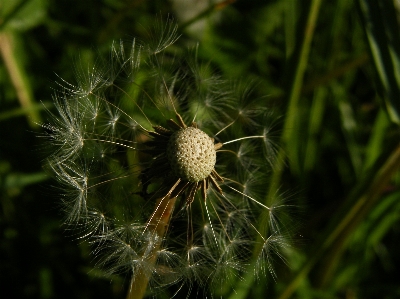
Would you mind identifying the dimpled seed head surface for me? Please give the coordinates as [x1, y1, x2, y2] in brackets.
[167, 127, 216, 182]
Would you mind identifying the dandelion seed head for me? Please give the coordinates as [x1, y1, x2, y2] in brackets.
[167, 127, 216, 182]
[41, 18, 296, 297]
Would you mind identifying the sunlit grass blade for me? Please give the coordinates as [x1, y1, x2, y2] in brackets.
[0, 31, 41, 128]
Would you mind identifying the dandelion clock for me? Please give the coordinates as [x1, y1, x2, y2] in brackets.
[41, 19, 293, 299]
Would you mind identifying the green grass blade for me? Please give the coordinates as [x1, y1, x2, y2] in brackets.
[364, 107, 390, 171]
[228, 2, 322, 298]
[267, 0, 322, 202]
[357, 0, 400, 123]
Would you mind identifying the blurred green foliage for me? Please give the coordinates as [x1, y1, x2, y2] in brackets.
[1, 0, 400, 298]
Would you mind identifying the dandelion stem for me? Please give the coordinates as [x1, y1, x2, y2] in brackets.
[126, 196, 177, 299]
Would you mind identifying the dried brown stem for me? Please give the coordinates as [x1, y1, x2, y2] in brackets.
[125, 196, 177, 299]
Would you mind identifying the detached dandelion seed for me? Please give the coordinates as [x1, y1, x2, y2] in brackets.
[41, 19, 293, 298]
